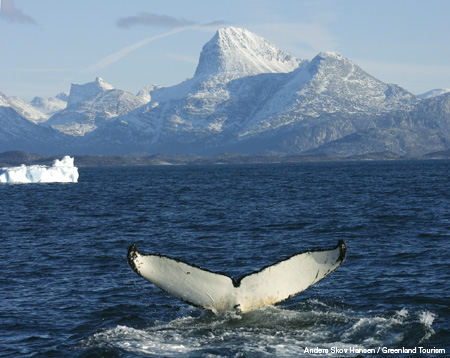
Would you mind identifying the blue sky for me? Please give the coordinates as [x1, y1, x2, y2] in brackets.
[1, 0, 450, 100]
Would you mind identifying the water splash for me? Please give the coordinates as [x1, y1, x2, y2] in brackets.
[81, 301, 437, 357]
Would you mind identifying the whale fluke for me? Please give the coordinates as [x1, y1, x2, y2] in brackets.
[127, 241, 347, 313]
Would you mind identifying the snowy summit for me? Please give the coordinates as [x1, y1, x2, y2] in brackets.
[67, 77, 115, 107]
[194, 27, 300, 80]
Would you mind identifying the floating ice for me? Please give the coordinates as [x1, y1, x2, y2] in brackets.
[0, 156, 79, 184]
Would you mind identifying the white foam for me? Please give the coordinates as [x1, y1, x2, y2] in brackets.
[81, 304, 438, 357]
[0, 156, 79, 184]
[419, 310, 436, 327]
[418, 310, 437, 343]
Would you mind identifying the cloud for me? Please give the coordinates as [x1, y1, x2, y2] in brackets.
[0, 0, 37, 25]
[116, 11, 227, 29]
[84, 28, 187, 73]
[86, 14, 228, 74]
[117, 12, 195, 28]
[13, 67, 72, 73]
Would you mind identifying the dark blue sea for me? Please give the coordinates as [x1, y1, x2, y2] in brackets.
[1, 161, 449, 357]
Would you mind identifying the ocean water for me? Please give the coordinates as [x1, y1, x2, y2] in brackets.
[0, 160, 449, 357]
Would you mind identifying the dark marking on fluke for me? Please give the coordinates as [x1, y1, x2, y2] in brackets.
[127, 244, 140, 275]
[337, 240, 347, 263]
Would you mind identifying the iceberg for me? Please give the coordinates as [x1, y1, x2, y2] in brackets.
[0, 156, 79, 184]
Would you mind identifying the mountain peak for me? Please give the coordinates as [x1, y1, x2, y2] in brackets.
[418, 88, 450, 99]
[316, 51, 342, 59]
[310, 51, 349, 67]
[94, 77, 115, 91]
[306, 51, 359, 77]
[67, 77, 115, 107]
[194, 27, 299, 80]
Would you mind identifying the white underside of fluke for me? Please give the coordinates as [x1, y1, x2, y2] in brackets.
[128, 241, 346, 313]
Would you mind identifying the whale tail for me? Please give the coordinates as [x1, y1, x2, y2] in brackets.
[128, 241, 347, 313]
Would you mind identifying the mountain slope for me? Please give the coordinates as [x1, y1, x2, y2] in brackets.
[0, 105, 69, 154]
[418, 88, 450, 99]
[307, 93, 450, 156]
[232, 52, 416, 140]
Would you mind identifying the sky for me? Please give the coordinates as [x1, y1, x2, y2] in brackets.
[1, 0, 450, 101]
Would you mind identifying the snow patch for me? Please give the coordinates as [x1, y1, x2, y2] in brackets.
[0, 156, 79, 184]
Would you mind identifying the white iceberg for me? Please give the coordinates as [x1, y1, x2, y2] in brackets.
[0, 156, 79, 184]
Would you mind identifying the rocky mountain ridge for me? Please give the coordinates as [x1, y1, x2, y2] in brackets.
[1, 27, 449, 157]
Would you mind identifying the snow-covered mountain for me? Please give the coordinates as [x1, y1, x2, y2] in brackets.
[76, 28, 304, 153]
[228, 51, 416, 140]
[1, 27, 449, 157]
[30, 95, 67, 115]
[194, 27, 300, 81]
[0, 92, 49, 124]
[83, 29, 419, 154]
[0, 102, 69, 154]
[45, 77, 150, 136]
